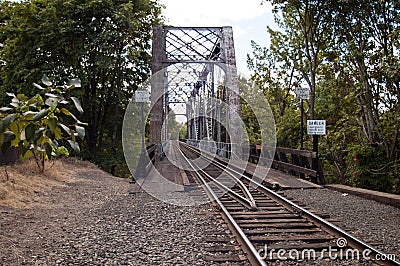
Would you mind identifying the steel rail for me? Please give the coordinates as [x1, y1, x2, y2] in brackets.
[179, 145, 255, 210]
[181, 143, 258, 210]
[181, 142, 400, 266]
[176, 144, 267, 266]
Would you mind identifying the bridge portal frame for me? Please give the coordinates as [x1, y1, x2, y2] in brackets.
[150, 26, 243, 161]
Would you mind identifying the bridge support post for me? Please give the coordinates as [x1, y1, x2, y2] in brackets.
[150, 26, 165, 162]
[222, 27, 243, 159]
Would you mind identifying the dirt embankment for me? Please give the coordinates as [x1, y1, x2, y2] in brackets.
[0, 158, 102, 208]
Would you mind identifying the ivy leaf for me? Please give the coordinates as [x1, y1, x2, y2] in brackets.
[0, 114, 16, 131]
[54, 127, 62, 139]
[33, 127, 45, 141]
[33, 83, 45, 90]
[45, 129, 54, 139]
[67, 140, 80, 153]
[45, 97, 58, 107]
[44, 142, 53, 159]
[19, 141, 29, 156]
[50, 138, 59, 149]
[20, 150, 34, 161]
[60, 108, 71, 116]
[41, 74, 53, 86]
[9, 122, 19, 138]
[48, 117, 58, 133]
[59, 123, 71, 135]
[75, 125, 85, 140]
[33, 109, 50, 121]
[45, 93, 59, 98]
[0, 107, 12, 112]
[1, 142, 11, 154]
[70, 97, 83, 113]
[27, 95, 42, 106]
[23, 111, 38, 121]
[3, 131, 16, 142]
[25, 124, 37, 141]
[16, 94, 28, 101]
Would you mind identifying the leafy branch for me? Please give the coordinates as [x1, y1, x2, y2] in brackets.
[0, 76, 86, 172]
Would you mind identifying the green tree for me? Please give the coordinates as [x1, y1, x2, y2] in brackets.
[249, 0, 335, 149]
[247, 39, 299, 148]
[264, 0, 334, 120]
[179, 123, 187, 140]
[328, 0, 400, 190]
[0, 0, 162, 175]
[330, 0, 400, 159]
[251, 0, 400, 192]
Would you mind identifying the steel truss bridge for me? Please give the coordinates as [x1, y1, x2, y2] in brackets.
[149, 26, 243, 160]
[141, 25, 324, 185]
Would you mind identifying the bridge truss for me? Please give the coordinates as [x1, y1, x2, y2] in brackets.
[150, 26, 244, 160]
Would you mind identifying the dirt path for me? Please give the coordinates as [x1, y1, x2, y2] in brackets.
[0, 161, 131, 264]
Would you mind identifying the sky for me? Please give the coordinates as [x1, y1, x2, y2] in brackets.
[159, 0, 278, 77]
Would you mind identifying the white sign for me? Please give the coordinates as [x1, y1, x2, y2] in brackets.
[295, 87, 309, 99]
[135, 90, 150, 102]
[307, 120, 326, 135]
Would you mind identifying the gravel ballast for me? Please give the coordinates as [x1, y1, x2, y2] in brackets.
[283, 188, 400, 260]
[0, 165, 247, 265]
[2, 162, 399, 265]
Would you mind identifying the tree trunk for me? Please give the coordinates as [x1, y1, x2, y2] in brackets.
[84, 81, 98, 154]
[110, 45, 123, 175]
[98, 78, 114, 151]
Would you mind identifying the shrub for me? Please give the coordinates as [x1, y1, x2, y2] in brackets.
[0, 76, 86, 172]
[346, 144, 394, 193]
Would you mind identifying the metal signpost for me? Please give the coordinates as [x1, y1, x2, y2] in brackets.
[296, 87, 309, 149]
[135, 90, 150, 149]
[307, 119, 326, 184]
[134, 90, 150, 179]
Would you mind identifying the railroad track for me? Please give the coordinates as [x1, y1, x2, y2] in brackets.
[175, 141, 400, 266]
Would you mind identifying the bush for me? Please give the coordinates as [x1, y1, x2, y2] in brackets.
[0, 77, 86, 172]
[346, 144, 394, 193]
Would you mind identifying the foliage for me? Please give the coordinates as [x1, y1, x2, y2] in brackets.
[166, 109, 181, 140]
[0, 77, 85, 172]
[0, 0, 163, 176]
[179, 123, 187, 140]
[249, 0, 400, 193]
[239, 76, 261, 144]
[346, 144, 395, 193]
[239, 76, 276, 147]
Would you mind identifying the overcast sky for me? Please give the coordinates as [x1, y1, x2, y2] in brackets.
[160, 0, 278, 77]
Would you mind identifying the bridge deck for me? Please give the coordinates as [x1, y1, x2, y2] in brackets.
[132, 143, 321, 192]
[215, 155, 321, 190]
